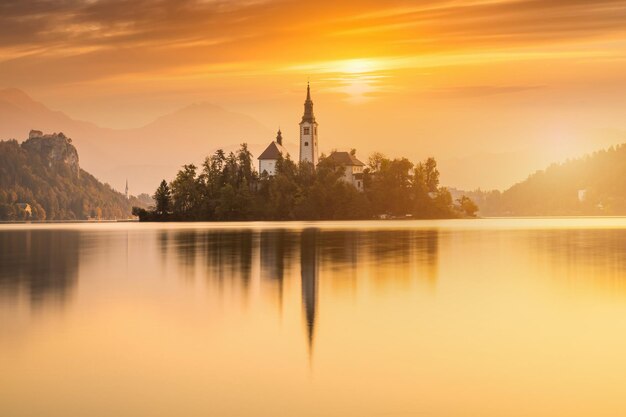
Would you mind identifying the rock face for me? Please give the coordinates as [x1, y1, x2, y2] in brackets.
[22, 130, 80, 176]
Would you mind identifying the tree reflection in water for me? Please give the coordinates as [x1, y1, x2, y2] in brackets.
[0, 230, 80, 309]
[162, 227, 439, 354]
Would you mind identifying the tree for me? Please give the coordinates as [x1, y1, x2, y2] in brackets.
[415, 157, 439, 193]
[132, 206, 148, 221]
[170, 165, 199, 219]
[153, 179, 172, 217]
[457, 196, 479, 217]
[366, 155, 413, 216]
[237, 143, 254, 185]
[433, 187, 454, 216]
[368, 152, 386, 172]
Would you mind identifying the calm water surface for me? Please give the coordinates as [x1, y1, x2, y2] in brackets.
[2, 219, 626, 416]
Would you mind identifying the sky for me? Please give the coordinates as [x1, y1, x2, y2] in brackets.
[2, 0, 626, 189]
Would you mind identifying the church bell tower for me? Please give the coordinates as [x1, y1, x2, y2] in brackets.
[299, 82, 319, 166]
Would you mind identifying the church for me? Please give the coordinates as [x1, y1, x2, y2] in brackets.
[258, 83, 365, 191]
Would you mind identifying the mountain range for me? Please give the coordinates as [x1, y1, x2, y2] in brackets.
[0, 88, 274, 194]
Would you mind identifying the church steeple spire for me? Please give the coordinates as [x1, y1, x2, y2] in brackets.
[299, 82, 319, 166]
[276, 128, 283, 145]
[302, 82, 315, 123]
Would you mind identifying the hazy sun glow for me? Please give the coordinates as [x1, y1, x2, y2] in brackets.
[286, 58, 394, 102]
[336, 58, 382, 74]
[323, 74, 387, 103]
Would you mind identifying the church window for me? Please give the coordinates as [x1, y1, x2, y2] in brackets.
[305, 141, 309, 146]
[303, 127, 310, 135]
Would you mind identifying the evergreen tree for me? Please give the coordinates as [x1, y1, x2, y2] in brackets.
[153, 180, 172, 217]
[170, 164, 199, 219]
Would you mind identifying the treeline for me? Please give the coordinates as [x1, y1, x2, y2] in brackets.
[463, 143, 626, 216]
[0, 139, 140, 221]
[134, 144, 477, 221]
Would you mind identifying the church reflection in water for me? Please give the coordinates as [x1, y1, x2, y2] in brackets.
[293, 228, 439, 352]
[300, 229, 319, 351]
[168, 227, 441, 354]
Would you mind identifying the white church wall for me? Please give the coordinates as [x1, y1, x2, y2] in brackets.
[259, 159, 277, 176]
[299, 122, 319, 166]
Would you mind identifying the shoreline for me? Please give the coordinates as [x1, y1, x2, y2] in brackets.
[4, 215, 626, 225]
[0, 219, 139, 224]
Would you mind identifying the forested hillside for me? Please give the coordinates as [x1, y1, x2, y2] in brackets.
[0, 131, 140, 221]
[468, 144, 626, 216]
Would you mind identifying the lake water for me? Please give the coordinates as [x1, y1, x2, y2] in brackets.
[2, 219, 626, 416]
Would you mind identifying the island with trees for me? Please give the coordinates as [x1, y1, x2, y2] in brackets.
[133, 144, 478, 221]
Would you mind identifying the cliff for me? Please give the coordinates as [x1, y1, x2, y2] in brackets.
[22, 130, 80, 176]
[0, 130, 145, 221]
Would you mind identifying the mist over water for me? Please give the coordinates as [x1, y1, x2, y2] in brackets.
[2, 220, 626, 416]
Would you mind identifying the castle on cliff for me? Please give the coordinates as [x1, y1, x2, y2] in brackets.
[258, 84, 364, 191]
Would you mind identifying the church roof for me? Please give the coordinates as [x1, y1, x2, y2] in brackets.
[326, 151, 365, 166]
[258, 141, 287, 160]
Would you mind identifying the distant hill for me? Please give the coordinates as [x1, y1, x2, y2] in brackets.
[463, 144, 626, 216]
[0, 131, 142, 221]
[0, 88, 273, 194]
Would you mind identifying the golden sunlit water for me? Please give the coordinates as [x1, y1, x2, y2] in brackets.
[2, 219, 626, 416]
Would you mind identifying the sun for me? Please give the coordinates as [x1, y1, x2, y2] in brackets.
[337, 58, 381, 74]
[329, 59, 388, 103]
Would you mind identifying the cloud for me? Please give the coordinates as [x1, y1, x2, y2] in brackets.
[1, 0, 626, 91]
[3, 0, 626, 54]
[332, 0, 626, 49]
[422, 84, 545, 99]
